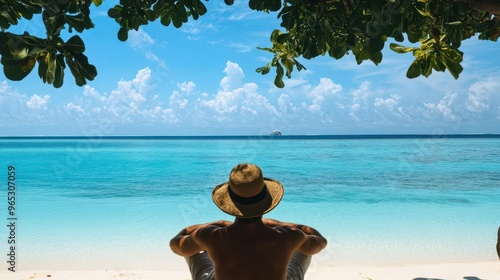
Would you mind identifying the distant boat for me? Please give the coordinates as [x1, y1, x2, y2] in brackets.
[269, 130, 282, 136]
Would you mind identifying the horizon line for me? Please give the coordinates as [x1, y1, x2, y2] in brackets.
[1, 133, 500, 139]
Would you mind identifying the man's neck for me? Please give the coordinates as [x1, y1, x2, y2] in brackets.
[234, 216, 263, 225]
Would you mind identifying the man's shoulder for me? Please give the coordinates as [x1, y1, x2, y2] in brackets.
[271, 225, 307, 240]
[191, 224, 226, 241]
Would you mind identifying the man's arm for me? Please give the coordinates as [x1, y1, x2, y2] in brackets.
[496, 226, 500, 260]
[263, 218, 327, 255]
[169, 220, 232, 257]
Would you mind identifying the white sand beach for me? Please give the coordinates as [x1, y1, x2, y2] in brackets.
[2, 262, 499, 280]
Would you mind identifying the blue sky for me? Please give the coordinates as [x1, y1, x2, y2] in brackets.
[1, 2, 499, 136]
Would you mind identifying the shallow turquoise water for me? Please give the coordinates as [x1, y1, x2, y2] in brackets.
[0, 136, 499, 270]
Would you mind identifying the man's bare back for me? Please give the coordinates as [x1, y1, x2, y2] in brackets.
[170, 217, 327, 280]
[169, 163, 327, 280]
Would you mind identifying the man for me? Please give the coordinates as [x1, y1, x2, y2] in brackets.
[497, 226, 500, 260]
[170, 163, 327, 280]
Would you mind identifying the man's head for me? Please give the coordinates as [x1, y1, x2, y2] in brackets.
[212, 163, 284, 218]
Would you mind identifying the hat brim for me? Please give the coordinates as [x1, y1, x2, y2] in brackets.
[212, 178, 284, 218]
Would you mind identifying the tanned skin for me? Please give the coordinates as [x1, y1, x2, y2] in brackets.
[497, 226, 500, 260]
[170, 217, 327, 280]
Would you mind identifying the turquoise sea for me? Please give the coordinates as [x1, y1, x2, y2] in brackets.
[0, 135, 499, 271]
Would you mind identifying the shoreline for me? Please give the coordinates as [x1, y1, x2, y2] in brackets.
[2, 262, 498, 280]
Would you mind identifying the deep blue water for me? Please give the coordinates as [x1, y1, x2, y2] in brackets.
[0, 135, 499, 270]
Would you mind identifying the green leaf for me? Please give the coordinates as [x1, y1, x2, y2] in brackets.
[160, 14, 171, 26]
[415, 7, 429, 17]
[65, 15, 86, 33]
[1, 56, 36, 81]
[347, 34, 357, 47]
[64, 35, 85, 54]
[390, 43, 417, 54]
[53, 54, 65, 88]
[419, 56, 432, 77]
[431, 55, 446, 72]
[108, 6, 122, 19]
[394, 33, 404, 42]
[282, 58, 293, 78]
[256, 47, 274, 53]
[73, 53, 97, 81]
[369, 37, 385, 53]
[256, 63, 271, 75]
[274, 62, 285, 88]
[194, 1, 207, 15]
[7, 43, 29, 59]
[66, 57, 86, 86]
[442, 47, 463, 63]
[370, 51, 383, 65]
[322, 18, 333, 34]
[307, 15, 316, 27]
[92, 0, 103, 7]
[294, 59, 306, 71]
[249, 0, 259, 10]
[406, 60, 421, 79]
[46, 54, 57, 85]
[270, 29, 282, 43]
[440, 56, 463, 79]
[328, 46, 347, 59]
[276, 33, 289, 44]
[118, 27, 128, 41]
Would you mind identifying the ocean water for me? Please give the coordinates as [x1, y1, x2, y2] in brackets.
[0, 136, 499, 271]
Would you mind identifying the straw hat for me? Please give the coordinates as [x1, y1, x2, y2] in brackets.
[212, 163, 284, 218]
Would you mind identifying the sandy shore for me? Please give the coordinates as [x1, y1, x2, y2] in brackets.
[1, 262, 498, 280]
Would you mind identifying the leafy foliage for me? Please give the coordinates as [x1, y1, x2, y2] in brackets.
[0, 0, 499, 88]
[0, 0, 97, 88]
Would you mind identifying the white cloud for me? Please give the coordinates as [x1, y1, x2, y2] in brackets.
[26, 94, 50, 110]
[2, 58, 499, 135]
[308, 96, 324, 113]
[66, 102, 84, 113]
[169, 91, 188, 109]
[200, 90, 239, 114]
[128, 28, 154, 49]
[105, 68, 152, 113]
[468, 77, 500, 95]
[145, 51, 168, 70]
[83, 85, 106, 102]
[220, 61, 245, 91]
[424, 92, 459, 121]
[0, 80, 8, 93]
[467, 93, 489, 112]
[144, 106, 178, 123]
[466, 77, 499, 112]
[229, 42, 253, 53]
[133, 68, 152, 92]
[349, 103, 361, 121]
[228, 11, 253, 21]
[182, 27, 200, 34]
[308, 78, 342, 98]
[278, 94, 297, 114]
[178, 81, 196, 93]
[374, 94, 400, 111]
[350, 81, 371, 103]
